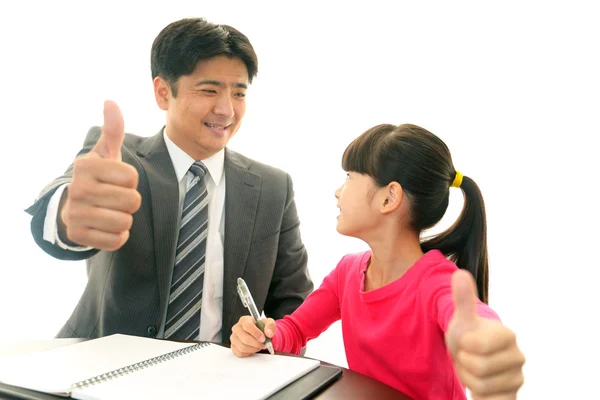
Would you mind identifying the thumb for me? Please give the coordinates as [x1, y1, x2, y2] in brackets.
[263, 318, 276, 338]
[90, 100, 125, 160]
[452, 269, 478, 327]
[446, 269, 479, 354]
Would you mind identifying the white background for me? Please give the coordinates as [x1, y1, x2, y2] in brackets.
[0, 1, 598, 398]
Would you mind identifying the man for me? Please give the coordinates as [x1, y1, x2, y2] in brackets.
[25, 18, 313, 343]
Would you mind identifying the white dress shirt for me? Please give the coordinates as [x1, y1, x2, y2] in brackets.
[42, 130, 226, 342]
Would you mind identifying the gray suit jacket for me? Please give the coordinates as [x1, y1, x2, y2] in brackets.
[25, 127, 313, 343]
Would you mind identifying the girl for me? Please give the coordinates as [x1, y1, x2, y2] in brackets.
[230, 124, 525, 399]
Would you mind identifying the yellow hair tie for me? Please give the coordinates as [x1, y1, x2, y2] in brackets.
[451, 171, 463, 188]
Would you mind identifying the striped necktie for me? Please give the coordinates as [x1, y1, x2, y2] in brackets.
[164, 161, 209, 340]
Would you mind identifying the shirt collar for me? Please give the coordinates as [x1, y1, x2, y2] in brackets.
[162, 128, 225, 185]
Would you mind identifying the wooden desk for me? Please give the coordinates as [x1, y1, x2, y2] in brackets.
[0, 339, 411, 400]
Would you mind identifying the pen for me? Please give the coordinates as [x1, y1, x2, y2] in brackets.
[236, 277, 275, 355]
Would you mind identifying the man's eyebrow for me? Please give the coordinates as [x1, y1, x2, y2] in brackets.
[196, 79, 223, 87]
[196, 80, 248, 89]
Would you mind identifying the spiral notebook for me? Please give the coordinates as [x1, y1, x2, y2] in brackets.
[0, 334, 326, 400]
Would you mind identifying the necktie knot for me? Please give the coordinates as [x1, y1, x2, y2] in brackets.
[189, 161, 208, 178]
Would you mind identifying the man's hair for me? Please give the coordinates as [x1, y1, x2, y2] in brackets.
[151, 18, 258, 96]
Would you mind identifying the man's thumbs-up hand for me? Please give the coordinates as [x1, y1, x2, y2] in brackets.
[445, 270, 525, 399]
[58, 100, 142, 251]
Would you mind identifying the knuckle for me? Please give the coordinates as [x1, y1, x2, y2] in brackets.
[455, 366, 468, 382]
[73, 157, 88, 172]
[118, 231, 130, 247]
[506, 330, 517, 344]
[67, 205, 86, 221]
[67, 209, 90, 230]
[241, 319, 252, 330]
[121, 213, 134, 231]
[471, 359, 489, 377]
[125, 165, 139, 188]
[105, 240, 119, 252]
[130, 190, 142, 212]
[76, 155, 99, 173]
[104, 233, 126, 251]
[63, 208, 75, 224]
[68, 183, 88, 201]
[471, 379, 489, 395]
[235, 340, 247, 351]
[69, 228, 89, 247]
[516, 372, 525, 388]
[66, 227, 81, 242]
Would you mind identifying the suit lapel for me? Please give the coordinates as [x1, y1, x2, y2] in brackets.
[222, 148, 261, 332]
[137, 129, 179, 321]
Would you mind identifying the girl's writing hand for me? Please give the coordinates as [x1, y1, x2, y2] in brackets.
[445, 270, 526, 399]
[230, 316, 276, 358]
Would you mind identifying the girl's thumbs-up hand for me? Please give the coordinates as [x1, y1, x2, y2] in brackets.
[445, 270, 526, 399]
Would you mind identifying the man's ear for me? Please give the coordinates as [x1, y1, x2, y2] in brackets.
[381, 182, 402, 214]
[153, 76, 171, 111]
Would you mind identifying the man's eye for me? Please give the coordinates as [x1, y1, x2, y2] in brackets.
[235, 92, 246, 98]
[202, 89, 217, 94]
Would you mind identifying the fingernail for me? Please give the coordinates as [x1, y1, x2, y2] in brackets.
[266, 329, 273, 336]
[260, 335, 265, 342]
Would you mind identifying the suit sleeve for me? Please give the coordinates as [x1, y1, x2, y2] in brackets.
[24, 127, 104, 261]
[263, 173, 314, 320]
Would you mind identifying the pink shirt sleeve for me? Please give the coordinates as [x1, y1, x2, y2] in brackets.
[420, 266, 500, 332]
[272, 262, 343, 355]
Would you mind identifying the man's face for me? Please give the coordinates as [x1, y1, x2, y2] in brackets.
[155, 55, 249, 160]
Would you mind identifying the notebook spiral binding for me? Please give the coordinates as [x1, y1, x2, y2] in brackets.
[69, 342, 209, 391]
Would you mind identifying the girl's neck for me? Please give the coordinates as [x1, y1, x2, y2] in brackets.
[364, 230, 424, 291]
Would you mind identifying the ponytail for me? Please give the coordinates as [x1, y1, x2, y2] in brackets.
[421, 175, 489, 303]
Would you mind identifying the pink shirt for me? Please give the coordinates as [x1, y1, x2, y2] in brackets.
[272, 250, 500, 400]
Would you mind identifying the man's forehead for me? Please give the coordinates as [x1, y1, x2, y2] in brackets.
[191, 56, 249, 84]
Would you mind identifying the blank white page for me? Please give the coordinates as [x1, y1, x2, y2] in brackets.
[72, 343, 321, 400]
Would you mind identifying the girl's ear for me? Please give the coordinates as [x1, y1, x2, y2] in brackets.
[381, 182, 402, 214]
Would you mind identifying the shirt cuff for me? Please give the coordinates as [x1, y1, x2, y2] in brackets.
[43, 183, 94, 252]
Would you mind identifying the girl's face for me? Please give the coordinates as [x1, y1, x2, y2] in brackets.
[334, 172, 384, 239]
